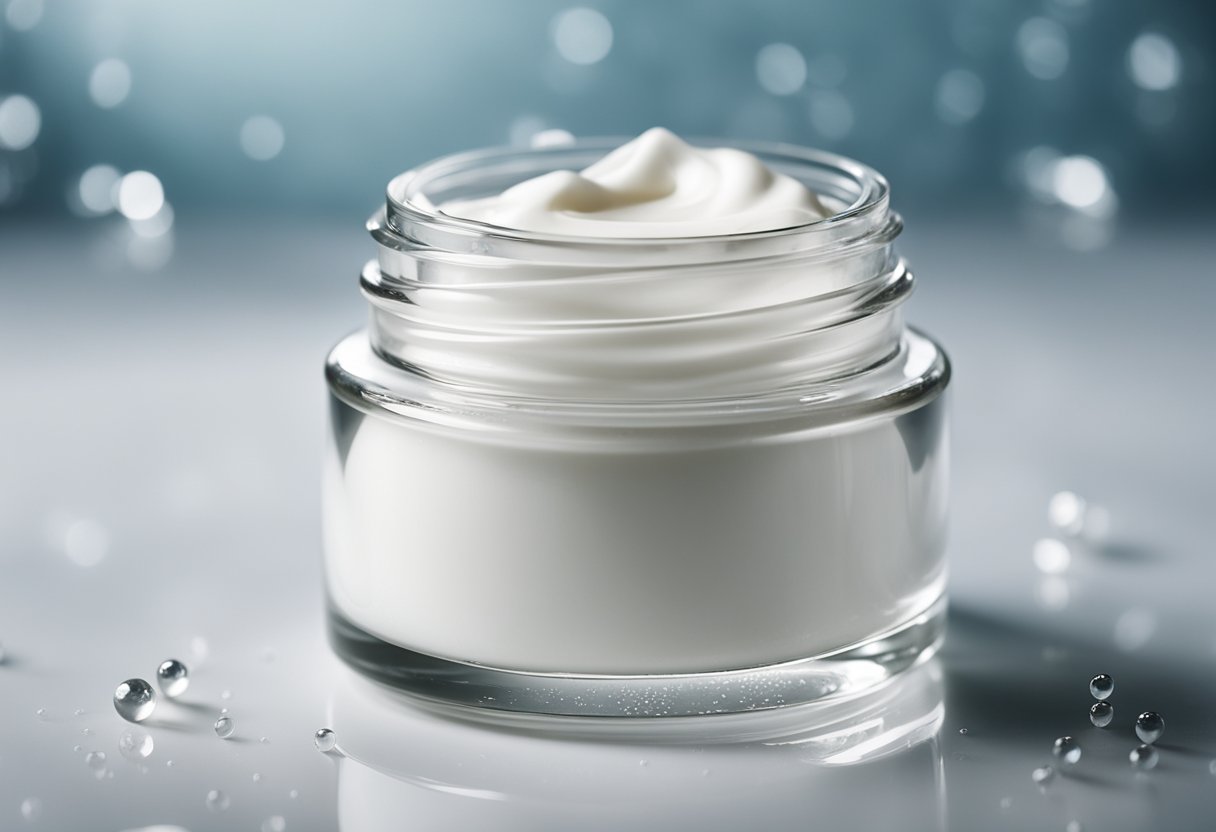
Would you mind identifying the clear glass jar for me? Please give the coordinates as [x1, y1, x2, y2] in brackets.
[323, 138, 950, 718]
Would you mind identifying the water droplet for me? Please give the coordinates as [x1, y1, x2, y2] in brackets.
[999, 796, 1013, 809]
[220, 689, 232, 701]
[1130, 744, 1159, 771]
[35, 708, 46, 719]
[1090, 701, 1114, 728]
[156, 659, 189, 698]
[205, 789, 230, 812]
[1208, 759, 1216, 776]
[638, 759, 648, 767]
[1089, 673, 1114, 700]
[213, 716, 235, 739]
[288, 789, 299, 799]
[262, 816, 286, 832]
[113, 678, 157, 723]
[239, 116, 286, 162]
[958, 727, 969, 735]
[252, 772, 262, 783]
[20, 797, 41, 821]
[1067, 822, 1083, 832]
[81, 727, 91, 735]
[1135, 711, 1164, 744]
[260, 737, 270, 744]
[1032, 765, 1056, 785]
[86, 751, 107, 771]
[313, 728, 336, 752]
[73, 708, 85, 717]
[1052, 736, 1081, 766]
[166, 760, 174, 767]
[118, 728, 154, 760]
[73, 745, 82, 752]
[0, 94, 41, 151]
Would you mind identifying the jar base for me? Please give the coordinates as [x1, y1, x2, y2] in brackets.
[327, 596, 946, 719]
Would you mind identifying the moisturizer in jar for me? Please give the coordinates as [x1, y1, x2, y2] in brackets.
[323, 129, 950, 718]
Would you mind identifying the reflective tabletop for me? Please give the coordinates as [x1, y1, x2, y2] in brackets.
[2, 214, 1215, 831]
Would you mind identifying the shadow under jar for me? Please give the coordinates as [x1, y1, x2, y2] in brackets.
[323, 138, 950, 718]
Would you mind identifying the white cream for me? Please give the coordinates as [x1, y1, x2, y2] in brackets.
[441, 127, 827, 237]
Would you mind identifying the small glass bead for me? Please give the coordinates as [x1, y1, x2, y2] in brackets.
[1052, 736, 1081, 766]
[1135, 711, 1164, 744]
[156, 659, 190, 698]
[1089, 701, 1114, 728]
[113, 678, 157, 723]
[1089, 673, 1114, 701]
[314, 727, 337, 752]
[1130, 744, 1159, 771]
[214, 716, 235, 739]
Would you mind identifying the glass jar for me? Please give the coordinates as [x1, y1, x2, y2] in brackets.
[323, 138, 949, 718]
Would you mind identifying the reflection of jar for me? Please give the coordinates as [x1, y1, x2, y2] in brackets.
[329, 661, 946, 832]
[323, 139, 950, 716]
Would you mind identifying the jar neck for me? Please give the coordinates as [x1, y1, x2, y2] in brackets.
[362, 139, 911, 403]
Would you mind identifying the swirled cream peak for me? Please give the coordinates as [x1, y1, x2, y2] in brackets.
[440, 128, 828, 237]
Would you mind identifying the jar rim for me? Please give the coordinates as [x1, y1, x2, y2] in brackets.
[384, 136, 890, 249]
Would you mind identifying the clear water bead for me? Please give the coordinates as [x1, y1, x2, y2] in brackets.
[1135, 711, 1164, 744]
[113, 678, 157, 723]
[86, 750, 107, 771]
[214, 716, 235, 739]
[1052, 736, 1082, 766]
[1089, 673, 1114, 700]
[119, 728, 154, 760]
[314, 727, 337, 752]
[156, 658, 190, 697]
[1130, 744, 1159, 771]
[958, 727, 969, 735]
[262, 816, 287, 832]
[205, 789, 230, 811]
[1032, 765, 1056, 785]
[1090, 701, 1114, 728]
[35, 707, 46, 719]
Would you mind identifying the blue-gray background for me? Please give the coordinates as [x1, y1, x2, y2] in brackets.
[0, 0, 1212, 225]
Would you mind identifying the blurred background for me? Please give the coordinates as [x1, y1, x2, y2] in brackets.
[1, 0, 1213, 244]
[3, 3, 1216, 830]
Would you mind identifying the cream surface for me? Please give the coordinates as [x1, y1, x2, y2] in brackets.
[440, 127, 827, 237]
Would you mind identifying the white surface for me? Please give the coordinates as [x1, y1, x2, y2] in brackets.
[2, 214, 1215, 830]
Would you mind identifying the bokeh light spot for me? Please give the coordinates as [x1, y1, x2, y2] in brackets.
[117, 171, 165, 221]
[755, 43, 807, 96]
[89, 59, 132, 109]
[530, 128, 575, 149]
[551, 7, 613, 65]
[4, 0, 42, 31]
[935, 69, 985, 125]
[0, 94, 42, 150]
[1052, 155, 1108, 210]
[1127, 33, 1181, 91]
[1016, 17, 1069, 80]
[808, 91, 854, 140]
[240, 116, 285, 161]
[79, 164, 121, 215]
